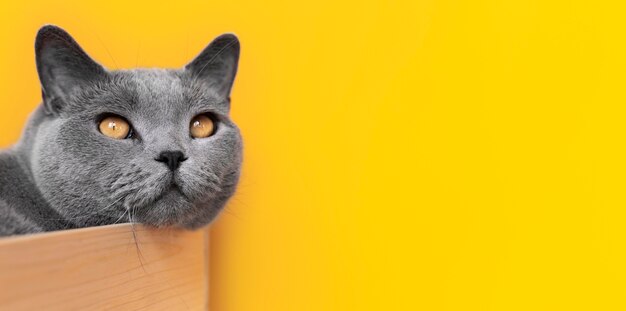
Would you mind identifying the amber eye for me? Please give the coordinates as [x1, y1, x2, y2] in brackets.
[190, 114, 215, 138]
[98, 115, 131, 139]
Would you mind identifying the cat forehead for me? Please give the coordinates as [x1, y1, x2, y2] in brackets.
[122, 69, 183, 89]
[112, 68, 186, 100]
[79, 68, 226, 114]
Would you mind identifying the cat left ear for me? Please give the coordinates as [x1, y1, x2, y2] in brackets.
[35, 25, 107, 115]
[185, 34, 240, 101]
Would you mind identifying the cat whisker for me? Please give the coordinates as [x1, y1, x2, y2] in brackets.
[128, 204, 147, 273]
[35, 196, 125, 221]
[189, 38, 238, 88]
[112, 208, 129, 225]
[65, 196, 125, 220]
[95, 33, 119, 69]
[135, 39, 141, 68]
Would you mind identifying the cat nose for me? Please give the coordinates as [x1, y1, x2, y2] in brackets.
[155, 150, 187, 171]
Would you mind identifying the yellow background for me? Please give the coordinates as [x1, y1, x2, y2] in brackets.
[0, 0, 625, 310]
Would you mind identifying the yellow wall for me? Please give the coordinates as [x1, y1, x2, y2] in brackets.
[1, 1, 625, 310]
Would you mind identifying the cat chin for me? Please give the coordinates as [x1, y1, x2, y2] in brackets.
[130, 187, 194, 228]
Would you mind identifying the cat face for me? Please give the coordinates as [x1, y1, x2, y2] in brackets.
[29, 25, 242, 229]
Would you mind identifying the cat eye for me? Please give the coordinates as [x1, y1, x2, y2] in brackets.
[98, 115, 132, 140]
[190, 114, 215, 139]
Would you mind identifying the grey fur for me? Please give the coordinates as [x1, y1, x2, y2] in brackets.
[0, 25, 242, 236]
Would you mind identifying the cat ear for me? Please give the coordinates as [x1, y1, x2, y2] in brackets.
[185, 34, 240, 100]
[35, 25, 107, 114]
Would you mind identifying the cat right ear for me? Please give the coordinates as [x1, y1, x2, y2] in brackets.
[185, 34, 240, 101]
[35, 25, 107, 115]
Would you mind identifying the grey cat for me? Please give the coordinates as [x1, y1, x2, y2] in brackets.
[0, 25, 242, 236]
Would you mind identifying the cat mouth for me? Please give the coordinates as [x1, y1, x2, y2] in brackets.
[165, 181, 185, 197]
[132, 181, 194, 227]
[146, 180, 187, 206]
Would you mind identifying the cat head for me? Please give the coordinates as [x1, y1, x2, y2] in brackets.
[28, 25, 242, 229]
